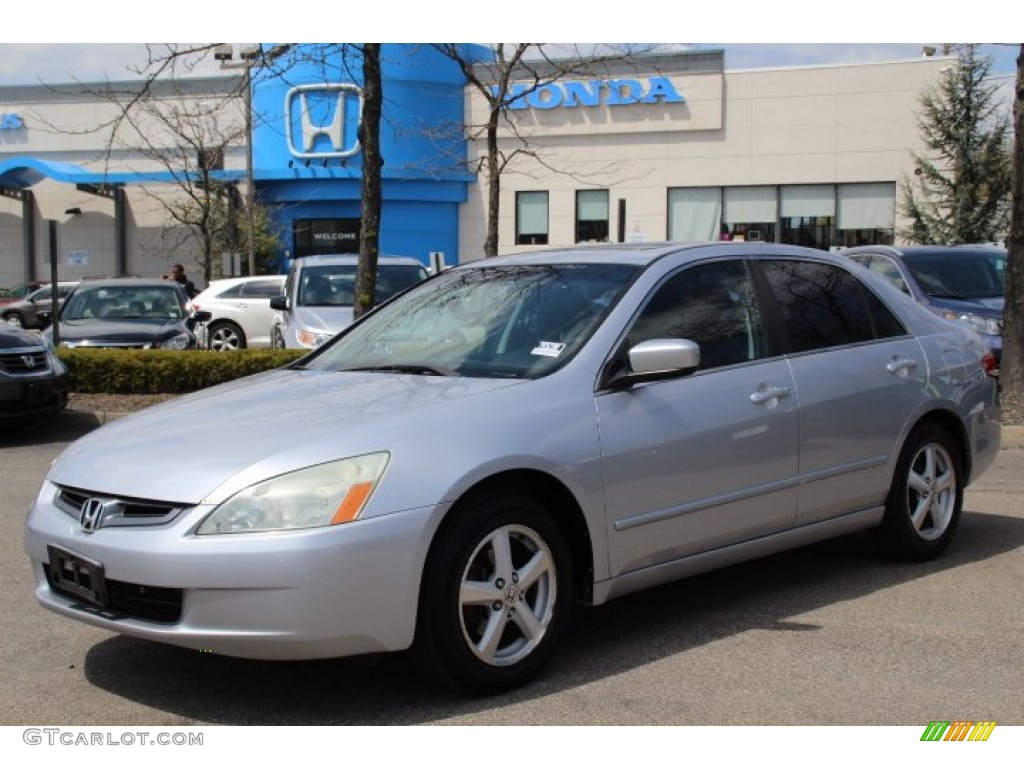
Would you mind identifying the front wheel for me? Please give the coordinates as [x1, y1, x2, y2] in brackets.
[3, 312, 24, 328]
[416, 491, 573, 693]
[873, 424, 963, 560]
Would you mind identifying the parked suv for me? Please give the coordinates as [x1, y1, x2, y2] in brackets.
[843, 245, 1007, 362]
[2, 282, 79, 329]
[270, 255, 429, 349]
[192, 275, 286, 351]
[0, 325, 69, 420]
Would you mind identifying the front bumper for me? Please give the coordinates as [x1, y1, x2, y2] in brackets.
[0, 371, 69, 419]
[25, 481, 439, 659]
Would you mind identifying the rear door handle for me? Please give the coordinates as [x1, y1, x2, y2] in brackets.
[886, 357, 918, 376]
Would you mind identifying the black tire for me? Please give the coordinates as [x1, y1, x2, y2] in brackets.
[271, 327, 285, 350]
[208, 321, 247, 351]
[872, 423, 963, 561]
[415, 490, 573, 693]
[3, 312, 25, 328]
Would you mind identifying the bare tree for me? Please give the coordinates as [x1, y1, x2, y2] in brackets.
[37, 45, 287, 282]
[434, 43, 658, 257]
[115, 87, 245, 283]
[1000, 45, 1024, 409]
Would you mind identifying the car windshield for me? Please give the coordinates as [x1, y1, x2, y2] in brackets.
[297, 264, 429, 307]
[902, 250, 1007, 300]
[303, 263, 640, 379]
[62, 286, 184, 321]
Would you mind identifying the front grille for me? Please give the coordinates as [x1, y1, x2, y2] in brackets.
[54, 486, 186, 529]
[0, 348, 49, 375]
[43, 564, 183, 623]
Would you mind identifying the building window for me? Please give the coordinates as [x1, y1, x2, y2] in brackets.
[576, 190, 609, 243]
[722, 186, 777, 243]
[668, 188, 722, 241]
[516, 191, 549, 245]
[836, 183, 896, 247]
[780, 185, 836, 249]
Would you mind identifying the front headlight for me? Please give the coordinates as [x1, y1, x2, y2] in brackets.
[41, 337, 67, 375]
[196, 452, 391, 534]
[296, 328, 334, 348]
[943, 310, 1002, 337]
[159, 332, 192, 350]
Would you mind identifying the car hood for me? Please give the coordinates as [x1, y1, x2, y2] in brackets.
[52, 319, 187, 344]
[0, 327, 45, 348]
[928, 295, 1004, 315]
[49, 369, 525, 504]
[294, 305, 355, 333]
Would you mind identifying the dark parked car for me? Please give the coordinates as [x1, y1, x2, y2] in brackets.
[2, 282, 79, 329]
[0, 325, 69, 420]
[843, 245, 1006, 362]
[45, 278, 211, 349]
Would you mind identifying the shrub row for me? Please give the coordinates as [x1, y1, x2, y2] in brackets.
[57, 348, 307, 394]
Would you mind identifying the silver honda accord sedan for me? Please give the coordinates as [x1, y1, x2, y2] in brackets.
[25, 242, 1001, 693]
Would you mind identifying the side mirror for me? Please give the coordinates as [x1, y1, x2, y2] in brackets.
[269, 295, 288, 311]
[607, 338, 701, 390]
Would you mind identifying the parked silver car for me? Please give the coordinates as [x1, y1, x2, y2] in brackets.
[25, 243, 1000, 693]
[269, 254, 429, 349]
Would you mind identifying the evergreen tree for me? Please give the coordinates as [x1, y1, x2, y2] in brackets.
[899, 45, 1012, 244]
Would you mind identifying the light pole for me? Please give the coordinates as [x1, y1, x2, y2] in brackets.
[215, 45, 258, 276]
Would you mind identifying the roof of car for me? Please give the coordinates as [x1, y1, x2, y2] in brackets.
[293, 254, 425, 267]
[843, 244, 1007, 259]
[457, 241, 837, 269]
[205, 275, 285, 286]
[72, 278, 188, 290]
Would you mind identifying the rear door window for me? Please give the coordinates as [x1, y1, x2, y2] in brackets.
[758, 260, 906, 353]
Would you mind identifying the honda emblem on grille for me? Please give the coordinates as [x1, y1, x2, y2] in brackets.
[21, 354, 37, 368]
[79, 498, 109, 533]
[284, 83, 363, 159]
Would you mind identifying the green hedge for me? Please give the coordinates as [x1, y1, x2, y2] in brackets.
[57, 348, 307, 394]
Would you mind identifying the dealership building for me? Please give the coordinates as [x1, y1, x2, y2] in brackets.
[0, 45, 953, 290]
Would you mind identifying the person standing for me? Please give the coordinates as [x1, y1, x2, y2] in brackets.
[165, 263, 198, 299]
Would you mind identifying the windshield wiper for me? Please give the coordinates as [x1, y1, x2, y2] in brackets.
[340, 364, 460, 377]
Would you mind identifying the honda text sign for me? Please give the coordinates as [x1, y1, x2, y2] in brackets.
[284, 83, 363, 160]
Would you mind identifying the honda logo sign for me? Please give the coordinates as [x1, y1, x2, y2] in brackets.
[284, 83, 363, 160]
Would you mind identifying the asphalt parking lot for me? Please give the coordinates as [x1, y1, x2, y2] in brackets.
[1, 414, 1022, 726]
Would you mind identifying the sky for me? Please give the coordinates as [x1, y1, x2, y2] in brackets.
[0, 1, 1017, 87]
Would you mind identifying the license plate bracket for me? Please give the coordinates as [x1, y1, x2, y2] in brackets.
[47, 545, 108, 608]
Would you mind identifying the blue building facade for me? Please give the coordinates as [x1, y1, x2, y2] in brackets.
[251, 44, 484, 270]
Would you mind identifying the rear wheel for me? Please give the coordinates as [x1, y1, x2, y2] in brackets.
[416, 491, 572, 693]
[873, 424, 963, 560]
[208, 321, 246, 351]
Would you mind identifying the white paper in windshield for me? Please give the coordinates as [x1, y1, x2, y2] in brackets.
[532, 341, 566, 357]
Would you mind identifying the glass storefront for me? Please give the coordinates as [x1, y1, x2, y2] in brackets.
[668, 183, 895, 250]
